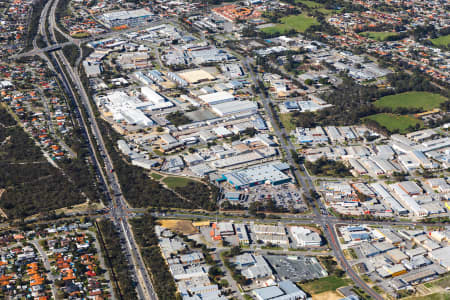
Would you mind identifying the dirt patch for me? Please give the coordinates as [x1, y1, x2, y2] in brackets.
[312, 290, 343, 300]
[159, 219, 198, 235]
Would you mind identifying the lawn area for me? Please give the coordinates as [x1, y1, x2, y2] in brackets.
[279, 113, 297, 133]
[71, 32, 90, 38]
[431, 34, 450, 47]
[299, 275, 352, 295]
[261, 14, 318, 35]
[295, 0, 323, 8]
[364, 113, 423, 133]
[295, 0, 337, 15]
[374, 91, 447, 111]
[361, 31, 399, 41]
[162, 176, 195, 188]
[150, 173, 163, 180]
[410, 293, 450, 300]
[425, 274, 450, 289]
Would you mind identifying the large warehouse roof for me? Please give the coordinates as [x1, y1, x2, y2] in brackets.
[102, 9, 152, 21]
[199, 91, 234, 105]
[223, 163, 291, 187]
[211, 100, 257, 116]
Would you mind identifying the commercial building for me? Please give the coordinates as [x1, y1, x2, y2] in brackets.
[370, 183, 408, 215]
[199, 91, 235, 105]
[141, 87, 174, 110]
[222, 164, 291, 190]
[235, 223, 250, 245]
[290, 226, 322, 247]
[252, 280, 307, 300]
[101, 9, 153, 28]
[241, 255, 273, 280]
[377, 264, 407, 278]
[211, 100, 258, 117]
[96, 91, 155, 126]
[429, 246, 450, 270]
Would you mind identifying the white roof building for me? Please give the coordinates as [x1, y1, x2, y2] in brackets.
[141, 87, 174, 110]
[198, 91, 235, 105]
[211, 100, 258, 117]
[290, 226, 322, 247]
[429, 246, 450, 270]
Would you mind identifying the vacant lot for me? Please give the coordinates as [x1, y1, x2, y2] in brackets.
[261, 14, 318, 35]
[431, 35, 450, 47]
[299, 276, 352, 295]
[375, 91, 447, 111]
[159, 219, 198, 235]
[364, 113, 423, 133]
[361, 31, 399, 41]
[279, 113, 297, 133]
[312, 290, 344, 300]
[163, 176, 195, 188]
[410, 293, 450, 300]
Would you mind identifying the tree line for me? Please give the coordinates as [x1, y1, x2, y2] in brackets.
[130, 215, 178, 300]
[0, 121, 86, 219]
[97, 219, 138, 300]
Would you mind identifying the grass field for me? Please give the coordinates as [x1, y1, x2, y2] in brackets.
[364, 113, 423, 133]
[374, 91, 447, 111]
[409, 293, 450, 300]
[162, 176, 194, 188]
[150, 173, 163, 180]
[295, 0, 338, 15]
[71, 32, 90, 38]
[431, 34, 450, 47]
[424, 274, 450, 289]
[295, 0, 323, 8]
[299, 275, 352, 295]
[279, 113, 297, 133]
[361, 31, 399, 41]
[261, 14, 318, 35]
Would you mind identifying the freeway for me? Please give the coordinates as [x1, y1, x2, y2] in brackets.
[29, 0, 159, 299]
[241, 54, 384, 299]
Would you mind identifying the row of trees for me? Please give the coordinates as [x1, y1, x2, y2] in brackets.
[97, 220, 138, 300]
[130, 215, 178, 300]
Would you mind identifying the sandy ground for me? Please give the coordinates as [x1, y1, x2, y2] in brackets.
[312, 291, 343, 300]
[159, 219, 198, 235]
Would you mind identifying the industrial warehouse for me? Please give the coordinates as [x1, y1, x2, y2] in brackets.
[100, 9, 154, 28]
[220, 163, 292, 190]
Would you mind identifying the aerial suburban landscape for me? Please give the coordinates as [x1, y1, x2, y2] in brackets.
[0, 0, 449, 299]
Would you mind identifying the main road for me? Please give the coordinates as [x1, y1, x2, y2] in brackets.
[34, 0, 159, 299]
[241, 55, 384, 300]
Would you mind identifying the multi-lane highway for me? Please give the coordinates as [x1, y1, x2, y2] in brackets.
[31, 0, 159, 299]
